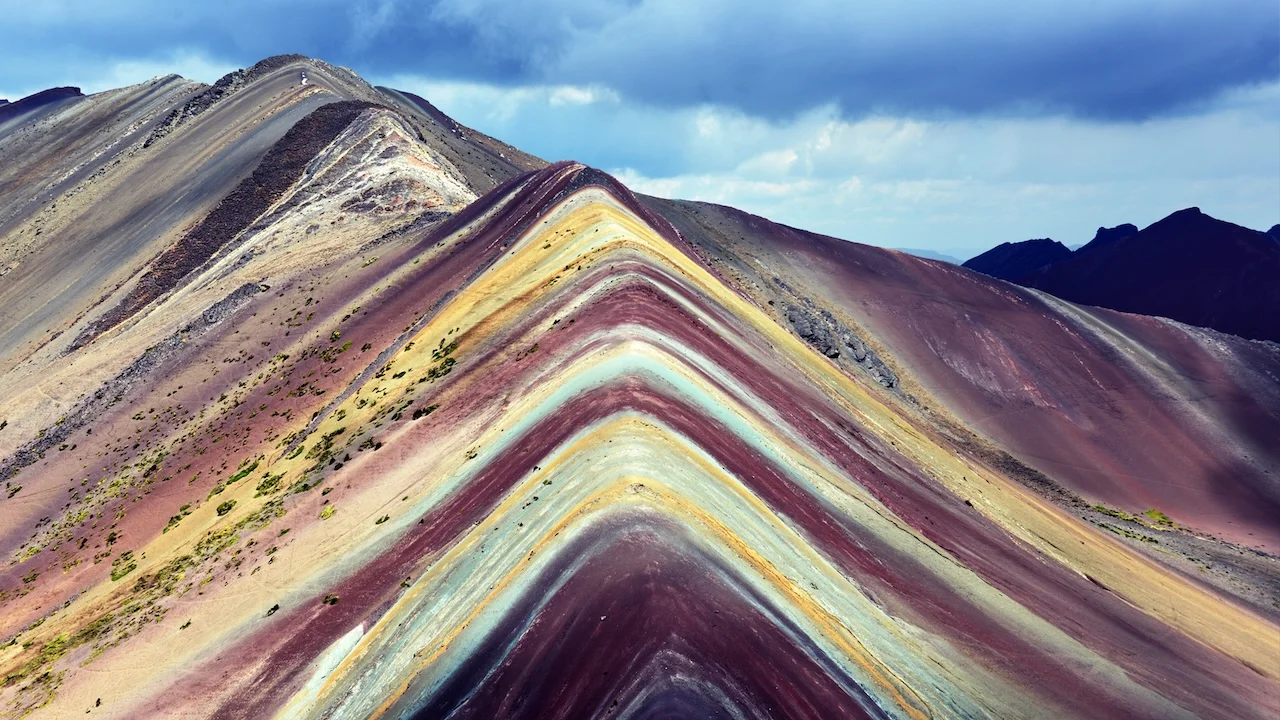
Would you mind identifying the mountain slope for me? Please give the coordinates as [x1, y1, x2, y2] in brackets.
[0, 58, 1276, 719]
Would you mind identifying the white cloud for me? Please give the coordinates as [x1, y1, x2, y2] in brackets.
[549, 85, 618, 106]
[348, 0, 400, 53]
[737, 149, 798, 177]
[85, 51, 237, 94]
[0, 50, 237, 100]
[364, 73, 1280, 256]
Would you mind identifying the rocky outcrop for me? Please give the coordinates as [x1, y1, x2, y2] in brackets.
[785, 303, 897, 388]
[144, 55, 310, 147]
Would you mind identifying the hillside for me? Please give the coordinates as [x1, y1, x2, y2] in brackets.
[0, 57, 1276, 719]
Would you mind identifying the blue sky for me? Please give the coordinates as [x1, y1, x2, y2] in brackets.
[2, 0, 1276, 258]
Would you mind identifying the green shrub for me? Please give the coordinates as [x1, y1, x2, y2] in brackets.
[110, 552, 136, 581]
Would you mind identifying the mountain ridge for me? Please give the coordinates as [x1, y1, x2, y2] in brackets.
[963, 209, 1280, 342]
[1020, 207, 1280, 342]
[0, 56, 1275, 719]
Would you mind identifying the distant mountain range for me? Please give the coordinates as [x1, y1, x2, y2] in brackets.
[963, 209, 1280, 342]
[892, 247, 964, 264]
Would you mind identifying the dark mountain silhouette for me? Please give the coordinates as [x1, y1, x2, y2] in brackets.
[0, 86, 83, 126]
[962, 237, 1071, 280]
[1076, 223, 1138, 253]
[1020, 208, 1280, 342]
[1267, 224, 1280, 242]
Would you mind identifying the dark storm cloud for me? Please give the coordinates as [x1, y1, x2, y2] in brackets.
[1, 0, 1276, 120]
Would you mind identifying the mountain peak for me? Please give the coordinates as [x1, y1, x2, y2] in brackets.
[0, 86, 83, 125]
[1019, 206, 1280, 341]
[961, 237, 1071, 280]
[1077, 222, 1138, 254]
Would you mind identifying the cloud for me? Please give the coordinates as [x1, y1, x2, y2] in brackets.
[379, 69, 1279, 256]
[347, 0, 402, 53]
[88, 52, 238, 94]
[422, 0, 1280, 120]
[1, 2, 1276, 258]
[548, 85, 617, 107]
[0, 1, 1275, 121]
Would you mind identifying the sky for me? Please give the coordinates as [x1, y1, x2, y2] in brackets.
[1, 0, 1276, 259]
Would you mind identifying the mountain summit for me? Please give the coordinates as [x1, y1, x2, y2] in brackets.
[961, 237, 1071, 280]
[1019, 208, 1280, 342]
[0, 56, 1276, 719]
[964, 210, 1280, 343]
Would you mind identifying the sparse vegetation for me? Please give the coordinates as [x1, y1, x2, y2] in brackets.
[163, 504, 193, 533]
[110, 551, 136, 581]
[255, 472, 284, 497]
[1097, 522, 1159, 544]
[412, 404, 439, 420]
[1092, 504, 1139, 523]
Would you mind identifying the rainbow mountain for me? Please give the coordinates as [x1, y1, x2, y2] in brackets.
[0, 56, 1277, 719]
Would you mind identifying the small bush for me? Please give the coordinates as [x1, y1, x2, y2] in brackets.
[110, 552, 136, 581]
[255, 473, 284, 497]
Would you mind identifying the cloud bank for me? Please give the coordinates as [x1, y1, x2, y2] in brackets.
[1, 0, 1276, 255]
[3, 1, 1276, 120]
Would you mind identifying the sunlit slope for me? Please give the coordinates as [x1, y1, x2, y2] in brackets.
[0, 58, 365, 372]
[646, 197, 1280, 552]
[0, 55, 542, 379]
[2, 163, 1272, 719]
